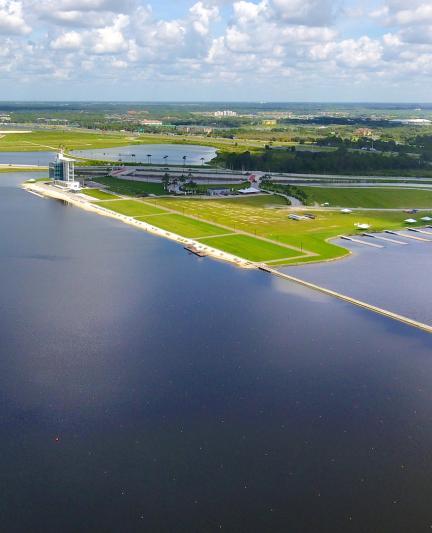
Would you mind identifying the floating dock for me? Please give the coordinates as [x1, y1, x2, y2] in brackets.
[340, 236, 383, 248]
[384, 230, 431, 242]
[407, 228, 432, 236]
[363, 233, 407, 245]
[259, 266, 432, 335]
[184, 245, 208, 257]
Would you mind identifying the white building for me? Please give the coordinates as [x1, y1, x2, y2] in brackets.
[49, 151, 81, 191]
[214, 110, 238, 117]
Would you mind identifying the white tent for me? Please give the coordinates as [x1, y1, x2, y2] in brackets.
[421, 216, 432, 222]
[238, 187, 260, 195]
[341, 208, 352, 214]
[404, 218, 417, 223]
[355, 223, 371, 230]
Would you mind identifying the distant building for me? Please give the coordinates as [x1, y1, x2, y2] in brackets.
[262, 119, 277, 126]
[139, 119, 163, 126]
[354, 128, 374, 137]
[214, 110, 238, 117]
[0, 114, 11, 123]
[176, 125, 213, 134]
[37, 118, 69, 125]
[49, 151, 81, 191]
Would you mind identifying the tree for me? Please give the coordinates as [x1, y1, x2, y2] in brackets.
[162, 173, 170, 191]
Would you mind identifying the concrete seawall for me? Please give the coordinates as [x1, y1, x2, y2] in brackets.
[22, 182, 255, 270]
[23, 181, 432, 336]
[261, 266, 432, 335]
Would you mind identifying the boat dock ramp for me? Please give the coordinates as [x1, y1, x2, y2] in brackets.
[384, 230, 432, 242]
[362, 233, 407, 245]
[340, 236, 383, 248]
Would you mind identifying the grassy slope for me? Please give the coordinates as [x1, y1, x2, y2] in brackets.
[0, 130, 262, 154]
[98, 200, 165, 217]
[82, 188, 120, 200]
[94, 176, 166, 196]
[148, 196, 431, 263]
[301, 186, 432, 208]
[199, 234, 299, 262]
[138, 213, 231, 238]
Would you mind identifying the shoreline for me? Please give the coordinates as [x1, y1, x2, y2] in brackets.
[22, 181, 256, 270]
[23, 180, 432, 335]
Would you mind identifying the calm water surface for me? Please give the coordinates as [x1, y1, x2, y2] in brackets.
[2, 172, 432, 532]
[282, 234, 432, 325]
[72, 144, 217, 165]
[0, 151, 54, 165]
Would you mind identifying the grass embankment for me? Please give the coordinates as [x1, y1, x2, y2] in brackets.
[98, 199, 165, 217]
[199, 234, 300, 262]
[87, 188, 432, 265]
[0, 167, 46, 173]
[82, 188, 120, 200]
[94, 176, 166, 196]
[148, 195, 432, 264]
[300, 187, 432, 208]
[93, 195, 294, 261]
[0, 129, 264, 155]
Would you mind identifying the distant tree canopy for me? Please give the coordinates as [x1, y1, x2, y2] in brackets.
[220, 147, 427, 175]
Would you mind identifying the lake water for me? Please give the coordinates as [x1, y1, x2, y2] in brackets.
[2, 172, 432, 532]
[72, 144, 217, 165]
[0, 151, 54, 166]
[282, 233, 432, 325]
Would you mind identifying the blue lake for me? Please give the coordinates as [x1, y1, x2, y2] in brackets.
[72, 144, 217, 165]
[2, 171, 432, 531]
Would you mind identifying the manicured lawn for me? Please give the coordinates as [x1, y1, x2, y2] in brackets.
[139, 213, 229, 238]
[99, 199, 165, 217]
[220, 194, 288, 207]
[0, 130, 142, 152]
[82, 188, 120, 200]
[95, 176, 166, 196]
[300, 186, 432, 208]
[199, 234, 300, 262]
[149, 196, 431, 263]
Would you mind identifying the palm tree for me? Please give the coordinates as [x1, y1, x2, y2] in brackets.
[200, 157, 205, 166]
[162, 173, 170, 191]
[147, 154, 152, 165]
[163, 155, 168, 165]
[182, 155, 187, 167]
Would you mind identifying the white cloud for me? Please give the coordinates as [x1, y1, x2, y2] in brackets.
[0, 0, 431, 97]
[0, 0, 30, 35]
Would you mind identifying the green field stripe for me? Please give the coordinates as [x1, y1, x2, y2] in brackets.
[300, 186, 432, 209]
[195, 233, 236, 240]
[99, 199, 165, 217]
[199, 234, 301, 262]
[82, 189, 120, 201]
[138, 213, 228, 238]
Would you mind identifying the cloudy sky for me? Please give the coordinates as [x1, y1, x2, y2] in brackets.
[1, 0, 432, 101]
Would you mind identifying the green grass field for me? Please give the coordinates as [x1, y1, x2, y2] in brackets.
[98, 199, 165, 217]
[138, 213, 230, 238]
[0, 167, 46, 173]
[83, 181, 432, 265]
[0, 130, 143, 152]
[146, 195, 431, 264]
[82, 188, 120, 200]
[301, 186, 432, 208]
[0, 129, 262, 155]
[199, 234, 300, 262]
[94, 176, 166, 196]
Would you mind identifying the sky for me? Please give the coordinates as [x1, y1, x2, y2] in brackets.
[1, 0, 432, 101]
